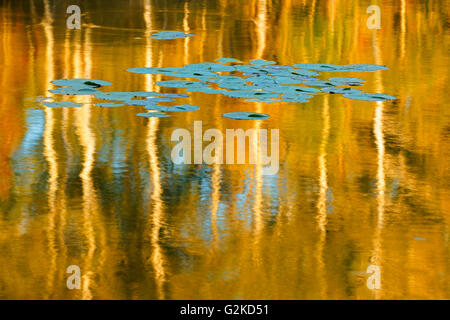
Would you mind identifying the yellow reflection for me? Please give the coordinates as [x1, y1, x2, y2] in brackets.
[42, 0, 58, 298]
[183, 2, 190, 65]
[146, 116, 166, 300]
[316, 95, 330, 298]
[371, 29, 385, 299]
[254, 0, 267, 59]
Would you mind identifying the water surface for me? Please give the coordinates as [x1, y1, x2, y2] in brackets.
[0, 0, 449, 299]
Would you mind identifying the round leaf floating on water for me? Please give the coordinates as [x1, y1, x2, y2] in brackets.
[216, 58, 241, 63]
[126, 67, 183, 75]
[43, 101, 82, 108]
[50, 87, 100, 95]
[342, 64, 389, 72]
[223, 90, 280, 100]
[328, 77, 366, 86]
[158, 93, 190, 98]
[150, 31, 194, 39]
[51, 78, 112, 87]
[137, 112, 170, 118]
[147, 104, 200, 112]
[156, 80, 208, 88]
[293, 63, 345, 72]
[342, 92, 396, 101]
[320, 87, 362, 94]
[222, 112, 270, 120]
[249, 59, 276, 66]
[96, 102, 124, 107]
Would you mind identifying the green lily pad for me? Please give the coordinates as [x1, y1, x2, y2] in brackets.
[328, 77, 365, 86]
[293, 63, 344, 72]
[150, 31, 194, 39]
[156, 80, 208, 88]
[342, 64, 389, 72]
[126, 67, 183, 74]
[146, 104, 200, 112]
[216, 58, 241, 63]
[43, 101, 82, 108]
[50, 87, 100, 95]
[321, 87, 362, 94]
[184, 63, 235, 72]
[137, 112, 170, 117]
[52, 78, 112, 87]
[96, 102, 124, 107]
[222, 112, 270, 120]
[249, 59, 276, 65]
[342, 92, 396, 101]
[223, 90, 280, 99]
[302, 80, 341, 87]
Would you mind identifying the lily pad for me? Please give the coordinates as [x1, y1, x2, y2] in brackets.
[302, 80, 341, 87]
[222, 112, 270, 120]
[51, 78, 112, 87]
[293, 63, 344, 72]
[158, 93, 190, 98]
[150, 31, 194, 39]
[223, 90, 280, 99]
[342, 92, 396, 101]
[156, 80, 208, 88]
[137, 112, 170, 117]
[185, 87, 227, 94]
[184, 63, 235, 72]
[146, 104, 200, 112]
[43, 101, 82, 108]
[95, 92, 160, 101]
[126, 67, 183, 74]
[96, 102, 124, 107]
[50, 87, 100, 95]
[249, 59, 276, 66]
[320, 87, 362, 94]
[342, 64, 389, 72]
[216, 58, 241, 63]
[328, 77, 365, 86]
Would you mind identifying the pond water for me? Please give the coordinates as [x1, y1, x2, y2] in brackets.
[0, 0, 449, 299]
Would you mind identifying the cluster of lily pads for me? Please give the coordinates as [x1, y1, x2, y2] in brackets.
[34, 58, 396, 120]
[126, 59, 396, 106]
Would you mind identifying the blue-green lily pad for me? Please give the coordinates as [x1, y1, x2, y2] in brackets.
[43, 101, 82, 108]
[342, 64, 389, 72]
[328, 77, 365, 86]
[156, 80, 208, 88]
[222, 112, 270, 120]
[137, 112, 170, 117]
[321, 87, 362, 94]
[50, 87, 100, 95]
[146, 104, 199, 112]
[52, 78, 112, 87]
[342, 92, 396, 101]
[184, 63, 235, 73]
[293, 63, 344, 72]
[223, 90, 280, 99]
[158, 93, 190, 98]
[150, 31, 194, 39]
[96, 102, 124, 107]
[249, 59, 276, 66]
[302, 80, 341, 87]
[126, 67, 183, 74]
[216, 58, 241, 63]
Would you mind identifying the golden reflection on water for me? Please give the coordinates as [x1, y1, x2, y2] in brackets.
[0, 0, 449, 299]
